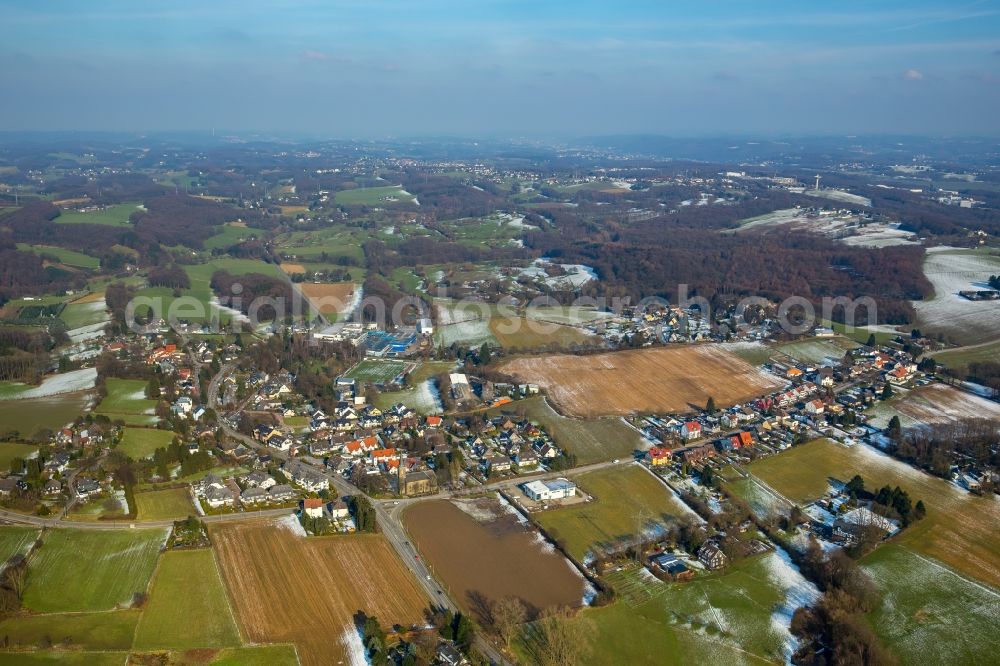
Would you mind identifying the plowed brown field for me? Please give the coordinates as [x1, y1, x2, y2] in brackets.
[499, 345, 784, 417]
[403, 500, 585, 621]
[298, 282, 357, 315]
[211, 519, 427, 666]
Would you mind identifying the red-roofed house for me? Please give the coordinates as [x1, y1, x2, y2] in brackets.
[681, 421, 702, 441]
[647, 447, 672, 466]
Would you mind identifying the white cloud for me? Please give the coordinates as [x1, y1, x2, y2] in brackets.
[902, 68, 924, 81]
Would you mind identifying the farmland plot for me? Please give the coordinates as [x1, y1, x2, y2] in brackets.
[745, 438, 1000, 589]
[298, 282, 359, 316]
[0, 527, 40, 562]
[864, 545, 1000, 666]
[913, 247, 1000, 345]
[500, 346, 783, 418]
[865, 384, 1000, 429]
[134, 549, 242, 649]
[211, 519, 427, 666]
[23, 528, 166, 612]
[534, 464, 698, 561]
[404, 499, 585, 621]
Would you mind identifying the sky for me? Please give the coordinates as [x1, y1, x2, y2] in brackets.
[1, 0, 998, 137]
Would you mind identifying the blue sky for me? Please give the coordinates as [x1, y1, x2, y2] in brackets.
[1, 0, 998, 136]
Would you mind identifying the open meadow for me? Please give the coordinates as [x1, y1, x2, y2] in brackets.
[741, 438, 1000, 589]
[95, 378, 158, 425]
[333, 184, 415, 206]
[211, 518, 427, 666]
[862, 544, 1000, 666]
[499, 346, 784, 418]
[864, 383, 1000, 430]
[23, 528, 166, 612]
[55, 202, 141, 227]
[533, 464, 698, 561]
[133, 548, 242, 650]
[0, 526, 40, 561]
[118, 427, 175, 459]
[134, 487, 196, 522]
[404, 498, 586, 622]
[553, 551, 818, 665]
[0, 610, 140, 651]
[913, 247, 1000, 346]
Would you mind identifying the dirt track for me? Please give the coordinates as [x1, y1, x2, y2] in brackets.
[212, 519, 427, 666]
[500, 345, 784, 417]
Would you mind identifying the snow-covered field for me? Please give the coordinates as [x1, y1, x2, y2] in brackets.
[804, 189, 872, 207]
[913, 247, 1000, 345]
[864, 546, 1000, 665]
[519, 259, 598, 289]
[12, 367, 98, 399]
[763, 549, 821, 663]
[67, 321, 108, 344]
[435, 318, 496, 346]
[867, 384, 1000, 430]
[525, 305, 614, 325]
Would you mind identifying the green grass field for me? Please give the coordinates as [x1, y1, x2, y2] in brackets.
[134, 487, 195, 522]
[0, 610, 140, 651]
[117, 427, 175, 460]
[862, 544, 1000, 666]
[542, 553, 814, 665]
[334, 184, 414, 206]
[55, 202, 141, 227]
[133, 257, 287, 324]
[772, 336, 857, 365]
[16, 244, 101, 270]
[23, 528, 166, 612]
[133, 549, 242, 650]
[203, 223, 258, 251]
[930, 340, 1000, 368]
[0, 652, 127, 665]
[742, 438, 1000, 591]
[533, 465, 695, 561]
[207, 645, 300, 665]
[0, 442, 40, 471]
[274, 226, 368, 263]
[95, 379, 158, 425]
[0, 394, 90, 439]
[345, 359, 407, 384]
[491, 396, 645, 465]
[59, 300, 109, 329]
[0, 526, 40, 562]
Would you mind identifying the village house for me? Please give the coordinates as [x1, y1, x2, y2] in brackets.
[698, 541, 729, 570]
[647, 447, 672, 466]
[681, 421, 702, 441]
[302, 497, 325, 519]
[284, 460, 329, 493]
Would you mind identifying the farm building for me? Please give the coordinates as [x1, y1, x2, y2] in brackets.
[522, 478, 576, 501]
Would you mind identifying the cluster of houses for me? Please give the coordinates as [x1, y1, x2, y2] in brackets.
[462, 415, 562, 480]
[195, 471, 298, 510]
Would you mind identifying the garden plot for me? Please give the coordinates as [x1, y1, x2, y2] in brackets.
[913, 247, 1000, 345]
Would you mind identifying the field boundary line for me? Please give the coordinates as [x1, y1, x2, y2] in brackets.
[905, 550, 1000, 600]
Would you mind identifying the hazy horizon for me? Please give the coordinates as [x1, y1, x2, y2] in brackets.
[2, 0, 998, 136]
